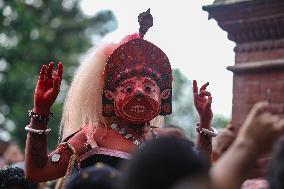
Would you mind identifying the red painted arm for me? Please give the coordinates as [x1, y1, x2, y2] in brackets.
[193, 80, 213, 160]
[25, 62, 87, 182]
[25, 121, 86, 182]
[25, 120, 69, 181]
[25, 62, 63, 181]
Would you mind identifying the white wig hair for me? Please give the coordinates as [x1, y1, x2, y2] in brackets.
[59, 43, 164, 141]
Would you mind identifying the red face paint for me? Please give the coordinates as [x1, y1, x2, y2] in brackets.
[114, 76, 161, 124]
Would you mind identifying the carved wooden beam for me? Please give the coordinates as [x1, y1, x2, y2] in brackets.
[234, 39, 284, 53]
[227, 58, 284, 73]
[203, 0, 284, 44]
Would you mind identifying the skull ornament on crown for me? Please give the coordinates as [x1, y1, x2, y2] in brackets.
[102, 9, 173, 124]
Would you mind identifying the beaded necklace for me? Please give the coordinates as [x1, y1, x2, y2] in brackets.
[110, 123, 146, 147]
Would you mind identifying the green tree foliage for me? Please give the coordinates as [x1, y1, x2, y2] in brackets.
[212, 114, 229, 130]
[165, 69, 229, 140]
[165, 69, 198, 139]
[0, 0, 117, 149]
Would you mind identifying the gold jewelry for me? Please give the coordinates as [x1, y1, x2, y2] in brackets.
[65, 142, 77, 155]
[55, 142, 78, 189]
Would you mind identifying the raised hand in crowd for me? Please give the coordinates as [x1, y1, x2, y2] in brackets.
[193, 80, 215, 159]
[211, 101, 284, 189]
[193, 80, 213, 128]
[238, 101, 284, 153]
[34, 62, 63, 115]
[25, 62, 67, 181]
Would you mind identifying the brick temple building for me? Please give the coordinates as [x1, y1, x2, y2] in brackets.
[203, 0, 284, 130]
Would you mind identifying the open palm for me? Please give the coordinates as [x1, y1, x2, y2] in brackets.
[34, 62, 63, 115]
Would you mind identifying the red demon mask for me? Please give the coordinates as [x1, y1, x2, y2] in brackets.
[102, 9, 172, 123]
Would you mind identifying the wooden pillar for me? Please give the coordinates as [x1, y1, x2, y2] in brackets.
[203, 0, 284, 130]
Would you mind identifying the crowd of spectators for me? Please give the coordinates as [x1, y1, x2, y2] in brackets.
[1, 101, 284, 189]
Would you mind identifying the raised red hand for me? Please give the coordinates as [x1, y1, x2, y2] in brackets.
[193, 80, 213, 129]
[34, 62, 63, 115]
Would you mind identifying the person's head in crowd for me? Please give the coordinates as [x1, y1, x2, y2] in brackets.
[164, 124, 184, 131]
[212, 123, 236, 162]
[3, 141, 24, 166]
[267, 139, 284, 189]
[163, 124, 187, 139]
[121, 136, 210, 189]
[0, 139, 9, 156]
[65, 163, 121, 189]
[0, 166, 38, 189]
[0, 139, 9, 168]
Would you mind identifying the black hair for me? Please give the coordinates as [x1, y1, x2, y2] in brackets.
[65, 163, 121, 189]
[121, 136, 210, 189]
[267, 139, 284, 189]
[0, 167, 38, 189]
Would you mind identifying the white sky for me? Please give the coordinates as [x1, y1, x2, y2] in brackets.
[80, 0, 235, 118]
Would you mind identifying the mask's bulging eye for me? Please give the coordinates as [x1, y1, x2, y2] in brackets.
[124, 85, 134, 94]
[144, 84, 154, 94]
